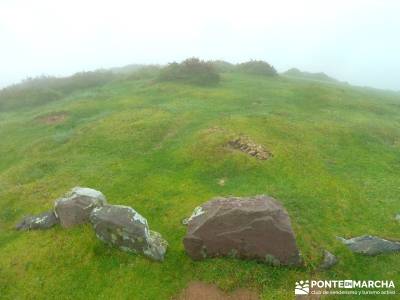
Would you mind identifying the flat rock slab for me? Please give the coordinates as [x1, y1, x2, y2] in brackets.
[183, 195, 301, 266]
[176, 281, 259, 300]
[338, 235, 400, 256]
[15, 210, 58, 230]
[55, 187, 107, 228]
[90, 204, 168, 261]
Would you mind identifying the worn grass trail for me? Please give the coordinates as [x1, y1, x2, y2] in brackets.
[0, 73, 400, 299]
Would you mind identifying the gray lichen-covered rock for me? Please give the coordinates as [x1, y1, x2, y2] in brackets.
[15, 210, 58, 231]
[54, 187, 107, 228]
[183, 195, 301, 266]
[319, 250, 338, 270]
[89, 204, 168, 261]
[337, 235, 400, 256]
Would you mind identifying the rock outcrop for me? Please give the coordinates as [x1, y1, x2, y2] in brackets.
[183, 195, 301, 266]
[55, 187, 106, 228]
[337, 235, 400, 256]
[90, 204, 168, 261]
[15, 210, 58, 231]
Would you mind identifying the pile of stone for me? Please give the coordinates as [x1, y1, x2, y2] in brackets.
[16, 187, 168, 261]
[228, 136, 271, 160]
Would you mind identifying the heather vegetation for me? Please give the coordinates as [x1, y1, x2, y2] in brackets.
[236, 60, 278, 76]
[0, 71, 117, 111]
[158, 57, 220, 86]
[208, 60, 235, 73]
[0, 59, 281, 112]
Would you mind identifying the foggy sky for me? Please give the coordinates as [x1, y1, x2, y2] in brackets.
[1, 0, 399, 90]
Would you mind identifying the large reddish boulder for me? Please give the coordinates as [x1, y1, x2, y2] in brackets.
[183, 195, 301, 266]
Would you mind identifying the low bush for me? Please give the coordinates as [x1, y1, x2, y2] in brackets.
[208, 60, 235, 73]
[0, 85, 62, 111]
[159, 58, 220, 86]
[236, 60, 277, 76]
[126, 65, 162, 80]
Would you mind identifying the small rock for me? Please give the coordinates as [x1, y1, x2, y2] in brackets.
[183, 195, 301, 266]
[54, 187, 107, 228]
[248, 150, 257, 155]
[217, 178, 226, 186]
[395, 214, 400, 222]
[90, 204, 168, 261]
[319, 250, 338, 270]
[15, 211, 58, 231]
[337, 235, 400, 256]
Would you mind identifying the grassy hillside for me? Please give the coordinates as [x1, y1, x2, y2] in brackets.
[0, 71, 400, 299]
[282, 68, 340, 84]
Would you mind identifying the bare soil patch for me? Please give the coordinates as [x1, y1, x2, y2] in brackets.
[36, 112, 68, 125]
[295, 291, 323, 300]
[176, 281, 259, 300]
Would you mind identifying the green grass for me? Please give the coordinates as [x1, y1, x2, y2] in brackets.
[1, 72, 400, 299]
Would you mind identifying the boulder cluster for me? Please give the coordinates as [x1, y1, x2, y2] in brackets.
[16, 187, 168, 261]
[16, 188, 400, 269]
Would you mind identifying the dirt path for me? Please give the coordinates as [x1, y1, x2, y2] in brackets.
[176, 281, 259, 300]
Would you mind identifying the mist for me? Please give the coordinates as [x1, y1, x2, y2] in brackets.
[1, 0, 399, 90]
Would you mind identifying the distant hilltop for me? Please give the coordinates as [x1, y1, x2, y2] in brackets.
[282, 68, 341, 83]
